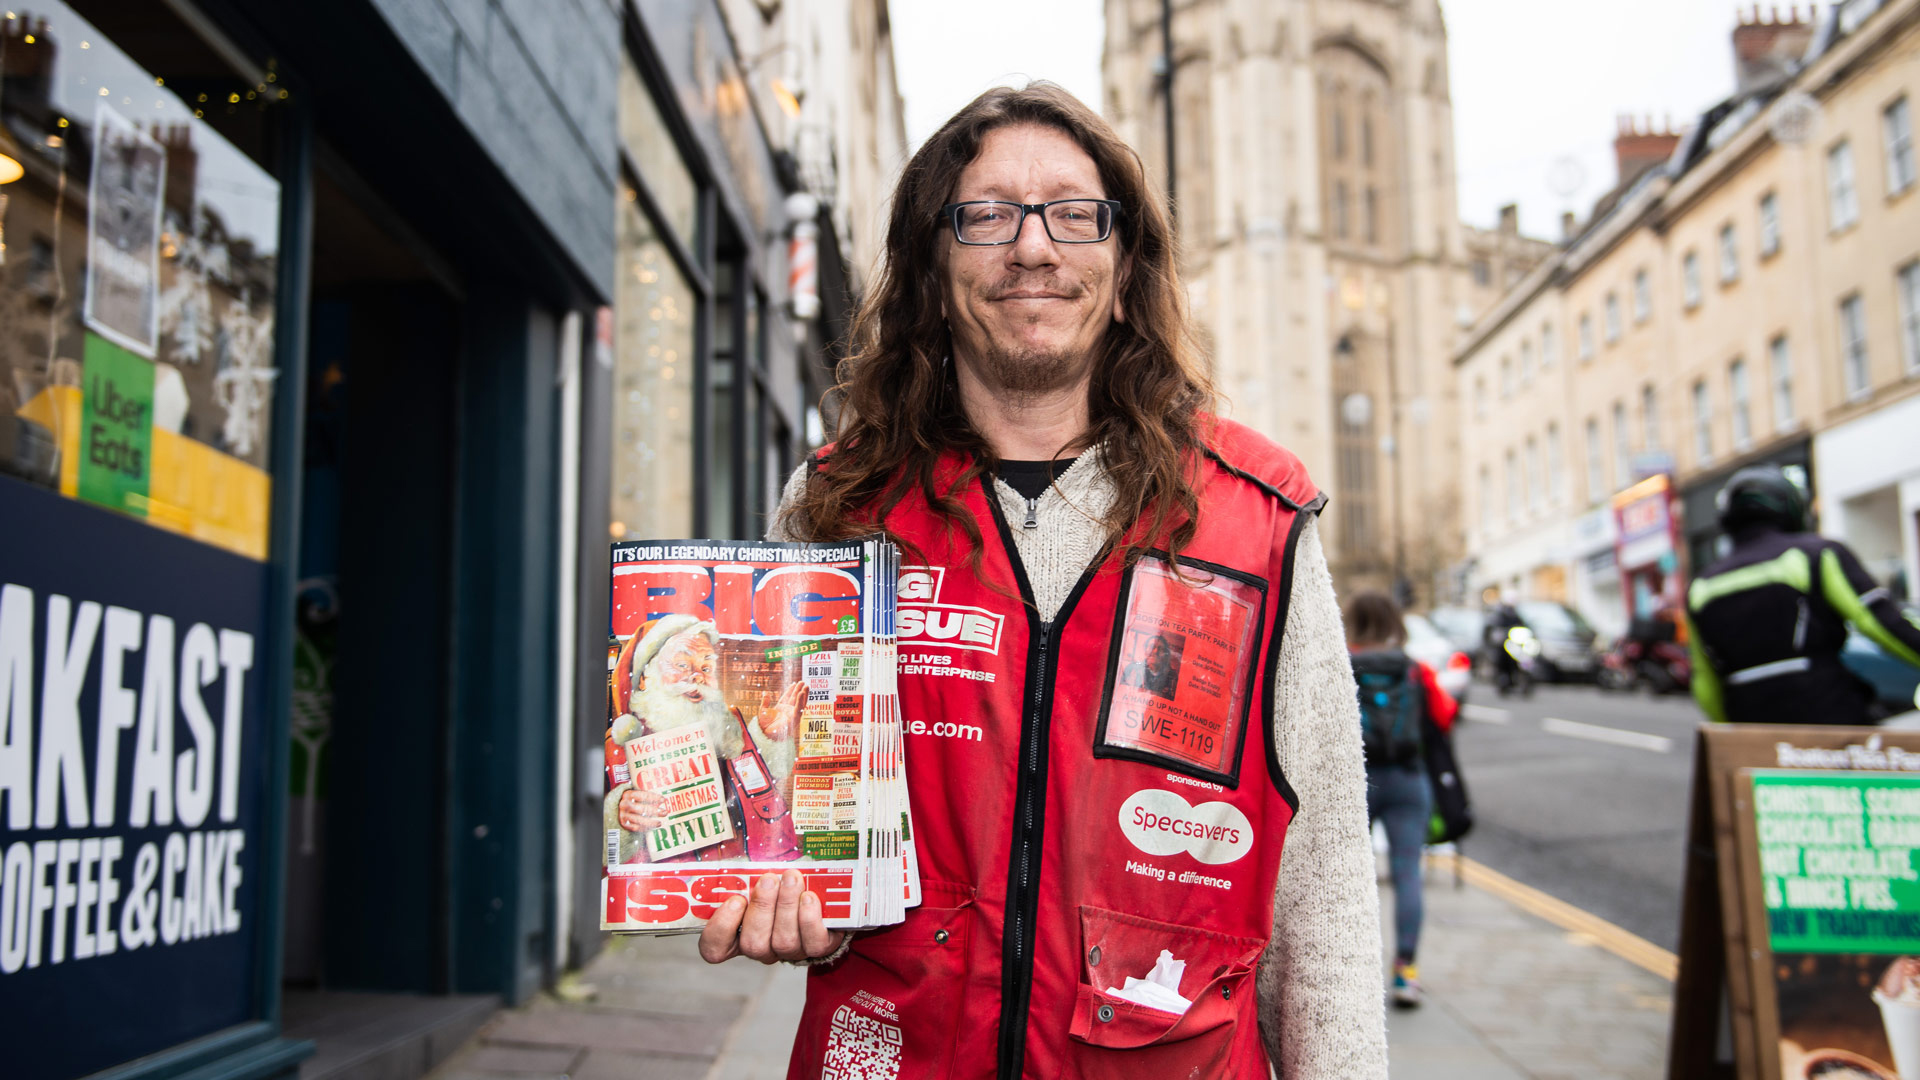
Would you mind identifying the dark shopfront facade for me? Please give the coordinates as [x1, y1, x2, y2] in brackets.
[0, 2, 821, 1079]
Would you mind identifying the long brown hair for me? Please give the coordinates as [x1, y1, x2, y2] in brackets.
[778, 82, 1215, 568]
[1344, 591, 1407, 649]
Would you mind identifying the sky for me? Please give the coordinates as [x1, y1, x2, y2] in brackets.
[889, 0, 1752, 239]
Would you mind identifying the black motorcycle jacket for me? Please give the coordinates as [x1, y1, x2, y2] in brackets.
[1686, 524, 1920, 724]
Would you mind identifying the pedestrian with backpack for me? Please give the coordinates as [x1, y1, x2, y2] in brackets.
[1347, 590, 1458, 1008]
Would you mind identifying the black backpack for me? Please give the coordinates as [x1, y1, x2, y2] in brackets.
[1352, 650, 1424, 767]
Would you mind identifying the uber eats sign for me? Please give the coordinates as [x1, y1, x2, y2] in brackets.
[0, 479, 272, 1080]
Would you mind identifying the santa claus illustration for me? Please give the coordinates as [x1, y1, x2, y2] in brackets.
[603, 614, 803, 863]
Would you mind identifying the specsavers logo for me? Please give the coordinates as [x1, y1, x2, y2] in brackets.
[1118, 789, 1253, 865]
[898, 566, 1004, 654]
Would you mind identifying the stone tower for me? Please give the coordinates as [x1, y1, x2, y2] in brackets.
[1105, 0, 1499, 602]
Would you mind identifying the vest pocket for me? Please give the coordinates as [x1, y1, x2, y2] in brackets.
[790, 880, 975, 1078]
[1066, 904, 1265, 1078]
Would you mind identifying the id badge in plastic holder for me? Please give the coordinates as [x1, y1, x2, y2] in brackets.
[1094, 554, 1267, 785]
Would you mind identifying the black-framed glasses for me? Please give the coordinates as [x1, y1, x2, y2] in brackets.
[942, 199, 1122, 246]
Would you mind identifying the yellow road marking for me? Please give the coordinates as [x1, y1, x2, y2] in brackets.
[1430, 853, 1679, 981]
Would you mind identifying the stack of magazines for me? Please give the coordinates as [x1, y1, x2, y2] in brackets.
[600, 536, 918, 934]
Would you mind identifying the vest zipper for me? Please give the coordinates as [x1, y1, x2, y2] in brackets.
[997, 615, 1054, 1079]
[1023, 497, 1040, 529]
[1793, 596, 1810, 651]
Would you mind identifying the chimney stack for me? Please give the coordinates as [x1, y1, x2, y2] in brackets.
[1613, 114, 1682, 187]
[1733, 4, 1816, 94]
[1497, 203, 1519, 235]
[1561, 211, 1579, 241]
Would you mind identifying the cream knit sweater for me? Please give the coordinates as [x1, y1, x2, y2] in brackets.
[776, 453, 1389, 1078]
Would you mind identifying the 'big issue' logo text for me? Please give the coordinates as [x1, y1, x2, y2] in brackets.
[898, 567, 1003, 654]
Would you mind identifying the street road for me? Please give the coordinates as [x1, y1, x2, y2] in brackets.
[1447, 681, 1705, 952]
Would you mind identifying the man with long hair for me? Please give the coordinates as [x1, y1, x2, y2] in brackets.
[697, 83, 1386, 1078]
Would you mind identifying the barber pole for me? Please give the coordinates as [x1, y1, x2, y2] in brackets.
[785, 191, 821, 321]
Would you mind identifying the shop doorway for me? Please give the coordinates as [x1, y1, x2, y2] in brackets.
[281, 150, 493, 1075]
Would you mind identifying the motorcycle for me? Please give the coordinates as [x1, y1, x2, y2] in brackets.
[1495, 626, 1541, 698]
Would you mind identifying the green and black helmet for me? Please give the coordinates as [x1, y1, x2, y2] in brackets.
[1716, 466, 1809, 533]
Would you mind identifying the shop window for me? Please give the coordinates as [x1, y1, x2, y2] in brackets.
[0, 1, 283, 561]
[611, 191, 696, 540]
[619, 60, 698, 250]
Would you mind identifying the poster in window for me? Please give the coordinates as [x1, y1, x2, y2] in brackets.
[83, 103, 166, 357]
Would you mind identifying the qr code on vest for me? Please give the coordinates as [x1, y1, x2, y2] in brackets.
[822, 1004, 901, 1080]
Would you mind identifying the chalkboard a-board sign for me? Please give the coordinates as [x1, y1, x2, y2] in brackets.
[1670, 726, 1920, 1080]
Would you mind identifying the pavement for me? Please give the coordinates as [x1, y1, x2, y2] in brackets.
[422, 853, 1676, 1080]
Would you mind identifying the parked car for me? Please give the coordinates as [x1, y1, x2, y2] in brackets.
[1843, 631, 1920, 721]
[1404, 612, 1474, 705]
[1512, 600, 1602, 683]
[1427, 606, 1489, 661]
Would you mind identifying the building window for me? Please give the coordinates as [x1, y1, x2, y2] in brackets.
[1642, 384, 1660, 451]
[1520, 340, 1534, 385]
[1633, 269, 1651, 323]
[1332, 180, 1349, 239]
[1692, 380, 1713, 465]
[1718, 223, 1739, 284]
[1841, 293, 1871, 399]
[1475, 376, 1488, 419]
[1585, 418, 1606, 502]
[1830, 140, 1861, 230]
[1525, 436, 1542, 514]
[1479, 467, 1492, 533]
[1579, 313, 1595, 361]
[1899, 261, 1920, 374]
[1683, 251, 1703, 309]
[1541, 322, 1558, 368]
[1547, 423, 1565, 504]
[1886, 96, 1916, 195]
[1612, 401, 1632, 488]
[1501, 355, 1514, 397]
[1729, 358, 1752, 450]
[1332, 104, 1347, 160]
[1505, 448, 1520, 525]
[1362, 114, 1375, 167]
[1472, 259, 1491, 286]
[1759, 192, 1782, 257]
[1770, 334, 1795, 430]
[1604, 292, 1622, 343]
[1365, 187, 1379, 245]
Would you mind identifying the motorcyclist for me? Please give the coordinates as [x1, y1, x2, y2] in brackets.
[1686, 466, 1920, 724]
[1482, 597, 1526, 694]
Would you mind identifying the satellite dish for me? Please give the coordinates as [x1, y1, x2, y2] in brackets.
[1771, 90, 1820, 145]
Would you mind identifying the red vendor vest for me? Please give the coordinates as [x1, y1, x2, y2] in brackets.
[787, 417, 1325, 1080]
